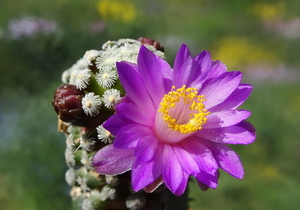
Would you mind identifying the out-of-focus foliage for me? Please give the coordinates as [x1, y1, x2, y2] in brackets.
[97, 0, 137, 23]
[0, 0, 299, 209]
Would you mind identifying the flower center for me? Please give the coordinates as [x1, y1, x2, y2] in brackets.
[155, 85, 209, 143]
[102, 73, 109, 79]
[85, 101, 92, 108]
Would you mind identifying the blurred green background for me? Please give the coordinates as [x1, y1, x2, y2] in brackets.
[0, 0, 300, 209]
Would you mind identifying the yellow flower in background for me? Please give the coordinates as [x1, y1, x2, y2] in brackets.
[263, 165, 280, 180]
[212, 37, 277, 70]
[251, 2, 285, 21]
[97, 0, 137, 23]
[288, 94, 300, 117]
[255, 163, 282, 181]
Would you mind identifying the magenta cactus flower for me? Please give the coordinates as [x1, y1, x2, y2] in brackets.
[92, 45, 256, 196]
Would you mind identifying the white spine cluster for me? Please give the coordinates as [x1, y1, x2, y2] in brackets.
[81, 93, 102, 117]
[96, 125, 113, 144]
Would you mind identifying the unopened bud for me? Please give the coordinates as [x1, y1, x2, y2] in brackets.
[138, 37, 164, 52]
[52, 84, 85, 123]
[52, 84, 109, 127]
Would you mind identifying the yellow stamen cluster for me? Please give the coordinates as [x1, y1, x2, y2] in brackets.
[159, 85, 210, 134]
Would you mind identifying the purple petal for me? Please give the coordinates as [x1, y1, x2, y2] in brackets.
[162, 144, 184, 194]
[200, 71, 242, 110]
[103, 113, 131, 135]
[173, 49, 211, 90]
[131, 160, 160, 192]
[203, 110, 251, 129]
[93, 145, 135, 175]
[194, 50, 212, 74]
[188, 51, 212, 89]
[116, 61, 155, 112]
[104, 113, 151, 149]
[113, 124, 153, 149]
[173, 44, 191, 75]
[131, 143, 163, 192]
[196, 121, 256, 144]
[181, 138, 218, 175]
[116, 101, 154, 125]
[143, 176, 163, 193]
[135, 135, 159, 164]
[207, 60, 227, 80]
[195, 170, 219, 189]
[172, 45, 192, 87]
[197, 181, 210, 191]
[238, 120, 256, 133]
[173, 171, 189, 196]
[137, 46, 172, 106]
[209, 83, 253, 112]
[172, 144, 200, 175]
[173, 56, 193, 88]
[203, 141, 244, 179]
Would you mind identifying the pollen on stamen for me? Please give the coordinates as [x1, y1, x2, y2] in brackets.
[159, 85, 210, 134]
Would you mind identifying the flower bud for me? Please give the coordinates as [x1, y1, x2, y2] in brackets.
[52, 84, 85, 123]
[52, 84, 111, 127]
[138, 37, 164, 52]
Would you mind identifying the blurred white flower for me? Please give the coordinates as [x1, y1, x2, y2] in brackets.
[245, 63, 300, 83]
[8, 16, 57, 39]
[264, 17, 300, 39]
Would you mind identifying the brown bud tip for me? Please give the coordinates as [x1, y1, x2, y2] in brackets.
[138, 37, 164, 52]
[52, 84, 86, 124]
[52, 84, 114, 128]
